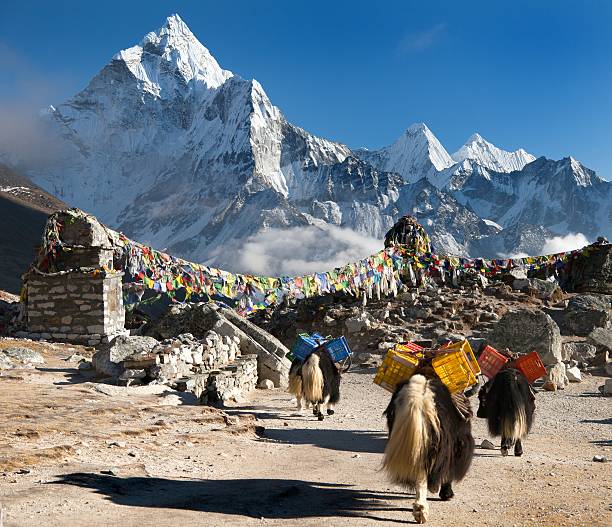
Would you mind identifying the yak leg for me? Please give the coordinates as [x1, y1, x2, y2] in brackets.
[501, 436, 510, 457]
[412, 477, 429, 524]
[439, 482, 454, 501]
[514, 438, 523, 457]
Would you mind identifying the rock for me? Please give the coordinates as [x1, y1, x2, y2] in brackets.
[509, 268, 528, 281]
[92, 335, 159, 377]
[480, 439, 496, 450]
[487, 309, 562, 366]
[562, 295, 611, 336]
[587, 327, 612, 352]
[355, 353, 382, 367]
[602, 378, 612, 396]
[0, 347, 45, 365]
[323, 315, 337, 327]
[512, 278, 532, 291]
[118, 369, 147, 380]
[591, 350, 609, 367]
[377, 341, 395, 352]
[606, 361, 612, 376]
[257, 379, 274, 390]
[530, 278, 562, 300]
[65, 353, 87, 363]
[542, 380, 557, 391]
[565, 243, 612, 294]
[0, 354, 14, 369]
[545, 362, 568, 390]
[565, 366, 582, 382]
[345, 313, 371, 334]
[78, 361, 93, 371]
[592, 455, 607, 463]
[562, 342, 597, 362]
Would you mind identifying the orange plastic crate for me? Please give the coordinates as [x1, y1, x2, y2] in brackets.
[478, 345, 509, 379]
[439, 340, 481, 377]
[432, 349, 478, 394]
[374, 349, 419, 392]
[514, 351, 546, 383]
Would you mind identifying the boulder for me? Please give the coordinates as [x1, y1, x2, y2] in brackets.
[561, 342, 597, 362]
[602, 378, 612, 396]
[587, 327, 612, 352]
[530, 278, 563, 300]
[0, 347, 44, 365]
[565, 243, 612, 294]
[562, 295, 610, 336]
[92, 335, 159, 377]
[487, 309, 562, 366]
[545, 362, 568, 390]
[144, 303, 222, 340]
[565, 366, 582, 382]
[345, 312, 371, 334]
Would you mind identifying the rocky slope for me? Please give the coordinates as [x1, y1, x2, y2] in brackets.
[0, 164, 67, 293]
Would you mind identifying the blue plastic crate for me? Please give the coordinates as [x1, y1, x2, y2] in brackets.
[324, 336, 352, 362]
[291, 332, 328, 361]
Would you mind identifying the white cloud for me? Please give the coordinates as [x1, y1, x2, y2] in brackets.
[208, 224, 382, 276]
[397, 23, 448, 54]
[541, 233, 589, 254]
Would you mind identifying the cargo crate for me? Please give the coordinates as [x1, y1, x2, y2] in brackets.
[514, 351, 546, 384]
[395, 342, 424, 356]
[323, 336, 352, 362]
[291, 332, 328, 361]
[439, 340, 481, 377]
[477, 345, 509, 379]
[374, 349, 419, 392]
[432, 349, 478, 394]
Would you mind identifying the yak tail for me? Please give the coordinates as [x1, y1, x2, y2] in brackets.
[302, 354, 324, 403]
[500, 406, 528, 440]
[383, 375, 440, 486]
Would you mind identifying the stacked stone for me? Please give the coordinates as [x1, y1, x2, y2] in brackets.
[22, 210, 126, 347]
[195, 354, 258, 406]
[23, 272, 124, 346]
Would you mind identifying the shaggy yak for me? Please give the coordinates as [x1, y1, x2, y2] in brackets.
[383, 373, 475, 524]
[477, 367, 536, 456]
[287, 347, 340, 420]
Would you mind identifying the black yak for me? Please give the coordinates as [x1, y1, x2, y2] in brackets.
[287, 347, 340, 420]
[477, 368, 536, 456]
[383, 374, 475, 523]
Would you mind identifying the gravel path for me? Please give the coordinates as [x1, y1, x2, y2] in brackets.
[0, 345, 610, 526]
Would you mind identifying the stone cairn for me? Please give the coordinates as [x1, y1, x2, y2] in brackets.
[19, 212, 126, 347]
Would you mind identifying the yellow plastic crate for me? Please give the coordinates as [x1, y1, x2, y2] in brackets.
[374, 349, 419, 392]
[432, 349, 478, 394]
[439, 340, 481, 376]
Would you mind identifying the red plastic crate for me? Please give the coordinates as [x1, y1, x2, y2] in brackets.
[478, 345, 509, 379]
[514, 351, 546, 383]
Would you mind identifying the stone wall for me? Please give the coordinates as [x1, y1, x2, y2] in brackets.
[25, 271, 125, 346]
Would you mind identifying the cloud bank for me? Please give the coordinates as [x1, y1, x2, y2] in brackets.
[541, 233, 589, 254]
[208, 224, 382, 277]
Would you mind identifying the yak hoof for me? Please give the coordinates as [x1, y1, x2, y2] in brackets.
[439, 484, 454, 501]
[312, 408, 318, 416]
[501, 447, 509, 457]
[326, 409, 335, 415]
[514, 448, 523, 457]
[413, 503, 428, 524]
[317, 413, 324, 421]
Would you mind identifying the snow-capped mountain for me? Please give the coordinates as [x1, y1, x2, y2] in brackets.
[4, 14, 611, 271]
[452, 133, 536, 173]
[355, 123, 454, 184]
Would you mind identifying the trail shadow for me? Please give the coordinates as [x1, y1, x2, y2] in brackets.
[36, 367, 92, 385]
[590, 439, 612, 447]
[581, 417, 612, 425]
[264, 427, 387, 453]
[53, 474, 410, 522]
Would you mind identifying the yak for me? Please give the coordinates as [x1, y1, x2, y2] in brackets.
[383, 374, 475, 523]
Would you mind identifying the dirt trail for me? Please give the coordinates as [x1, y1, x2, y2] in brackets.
[0, 342, 610, 526]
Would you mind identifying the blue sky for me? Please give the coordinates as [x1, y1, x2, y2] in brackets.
[1, 0, 611, 177]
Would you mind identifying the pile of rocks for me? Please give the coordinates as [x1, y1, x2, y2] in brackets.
[253, 277, 611, 387]
[91, 332, 258, 405]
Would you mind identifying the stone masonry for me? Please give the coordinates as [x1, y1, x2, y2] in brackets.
[22, 211, 126, 346]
